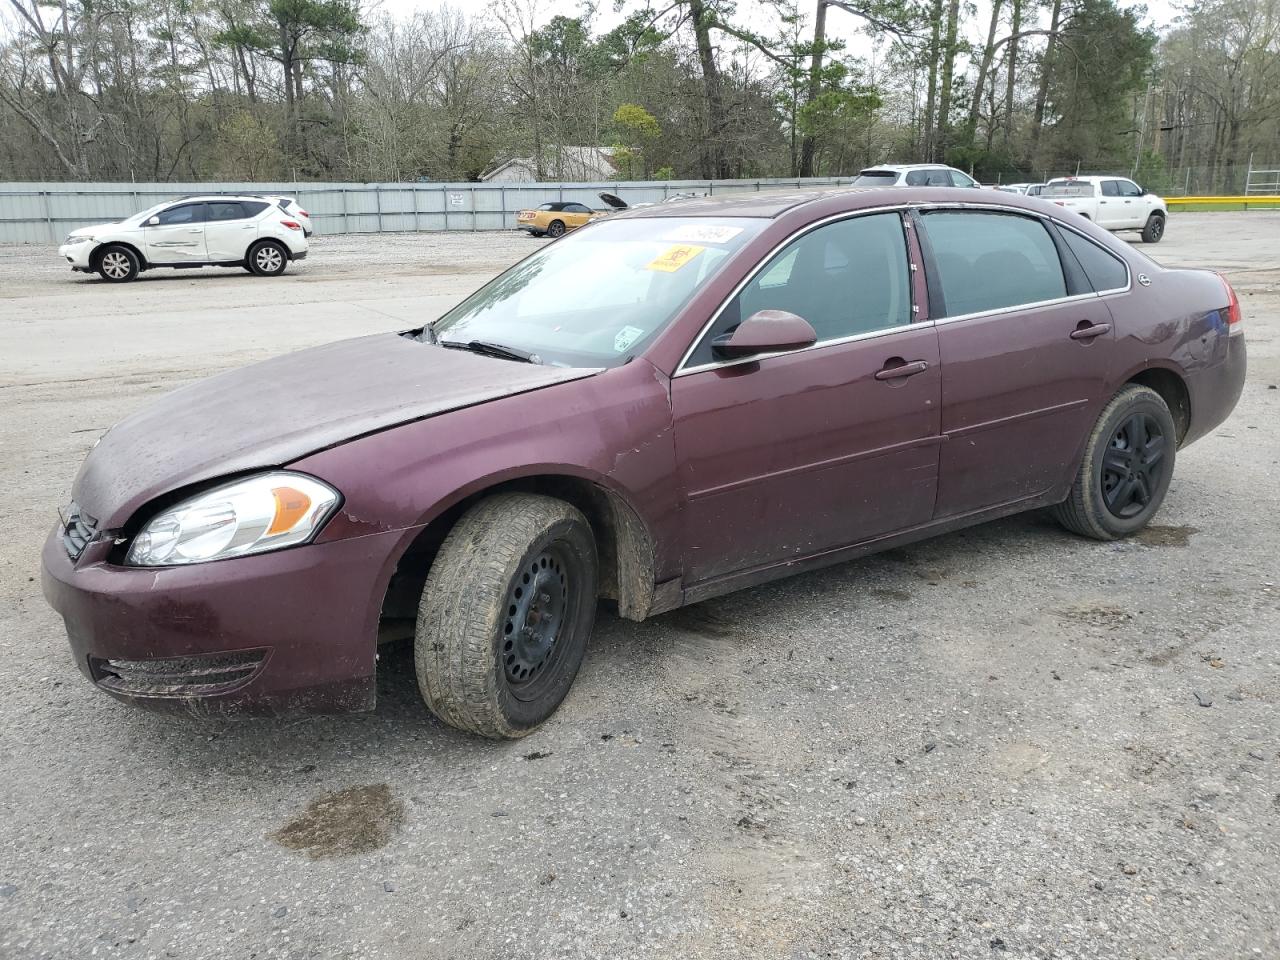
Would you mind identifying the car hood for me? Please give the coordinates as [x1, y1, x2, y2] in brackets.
[68, 222, 127, 238]
[73, 333, 600, 527]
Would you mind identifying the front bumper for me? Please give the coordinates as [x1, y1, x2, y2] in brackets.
[58, 241, 96, 270]
[41, 523, 408, 715]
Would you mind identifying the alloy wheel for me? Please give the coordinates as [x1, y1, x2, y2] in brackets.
[255, 245, 283, 273]
[101, 251, 132, 279]
[1101, 412, 1166, 518]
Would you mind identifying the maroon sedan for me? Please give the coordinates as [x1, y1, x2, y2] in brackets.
[42, 188, 1246, 737]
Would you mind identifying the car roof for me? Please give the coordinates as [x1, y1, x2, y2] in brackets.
[615, 185, 1045, 220]
[1046, 175, 1128, 183]
[859, 163, 954, 172]
[166, 195, 276, 204]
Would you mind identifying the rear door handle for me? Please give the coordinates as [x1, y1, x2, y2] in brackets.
[1070, 322, 1111, 340]
[875, 359, 930, 380]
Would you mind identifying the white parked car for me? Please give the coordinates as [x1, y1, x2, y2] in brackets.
[993, 182, 1046, 196]
[264, 195, 314, 236]
[851, 163, 981, 189]
[58, 195, 310, 282]
[1042, 176, 1168, 243]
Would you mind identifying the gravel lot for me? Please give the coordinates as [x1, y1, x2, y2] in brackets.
[1, 215, 1277, 960]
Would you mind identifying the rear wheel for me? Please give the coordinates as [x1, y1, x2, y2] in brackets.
[414, 493, 598, 738]
[247, 240, 288, 276]
[96, 245, 139, 282]
[1051, 385, 1176, 540]
[1141, 213, 1165, 243]
[546, 220, 566, 239]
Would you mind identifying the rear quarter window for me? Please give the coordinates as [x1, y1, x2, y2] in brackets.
[921, 211, 1067, 317]
[241, 201, 269, 217]
[1060, 229, 1129, 292]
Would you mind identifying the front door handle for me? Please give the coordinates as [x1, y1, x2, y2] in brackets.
[875, 358, 930, 380]
[1070, 322, 1111, 340]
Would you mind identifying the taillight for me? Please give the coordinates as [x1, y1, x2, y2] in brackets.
[1217, 273, 1242, 329]
[281, 220, 302, 231]
[298, 209, 310, 218]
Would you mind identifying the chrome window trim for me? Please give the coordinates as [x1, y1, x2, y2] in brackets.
[674, 205, 917, 376]
[672, 200, 1136, 377]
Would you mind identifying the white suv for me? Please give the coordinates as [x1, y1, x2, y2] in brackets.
[58, 195, 310, 282]
[852, 163, 981, 188]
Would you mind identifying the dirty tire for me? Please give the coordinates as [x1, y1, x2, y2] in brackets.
[247, 240, 288, 276]
[546, 220, 566, 238]
[414, 493, 598, 738]
[96, 244, 140, 282]
[1141, 213, 1165, 243]
[1051, 385, 1176, 540]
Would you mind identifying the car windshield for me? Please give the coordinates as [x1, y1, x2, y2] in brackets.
[852, 171, 898, 186]
[1044, 182, 1094, 197]
[430, 216, 765, 368]
[125, 200, 177, 223]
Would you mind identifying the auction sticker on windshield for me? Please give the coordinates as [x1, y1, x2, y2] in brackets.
[646, 244, 705, 272]
[663, 224, 744, 244]
[614, 325, 645, 352]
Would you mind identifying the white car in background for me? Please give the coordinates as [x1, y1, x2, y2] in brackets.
[993, 182, 1046, 196]
[264, 195, 314, 236]
[57, 195, 309, 282]
[851, 163, 982, 188]
[1042, 176, 1168, 242]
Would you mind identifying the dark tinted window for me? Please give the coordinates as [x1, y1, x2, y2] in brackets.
[564, 203, 591, 213]
[537, 203, 556, 211]
[921, 211, 1067, 317]
[906, 168, 953, 186]
[1060, 228, 1128, 292]
[154, 203, 202, 225]
[205, 201, 246, 221]
[1101, 180, 1121, 197]
[688, 212, 912, 366]
[852, 170, 898, 185]
[241, 200, 269, 217]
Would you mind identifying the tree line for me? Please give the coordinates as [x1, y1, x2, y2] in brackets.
[1, 0, 1276, 191]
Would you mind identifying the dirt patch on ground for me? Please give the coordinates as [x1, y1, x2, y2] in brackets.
[271, 783, 404, 859]
[1134, 524, 1199, 547]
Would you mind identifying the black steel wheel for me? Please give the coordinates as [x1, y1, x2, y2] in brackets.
[546, 220, 566, 238]
[1052, 384, 1177, 540]
[1141, 213, 1165, 244]
[414, 493, 598, 738]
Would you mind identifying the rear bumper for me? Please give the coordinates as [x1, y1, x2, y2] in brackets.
[41, 523, 408, 715]
[1184, 332, 1246, 447]
[291, 250, 308, 262]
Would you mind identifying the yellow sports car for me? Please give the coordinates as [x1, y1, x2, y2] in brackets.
[515, 193, 626, 238]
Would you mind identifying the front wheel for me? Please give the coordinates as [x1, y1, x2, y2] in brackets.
[1051, 385, 1176, 540]
[414, 493, 598, 738]
[96, 245, 140, 282]
[1141, 213, 1165, 243]
[247, 240, 288, 276]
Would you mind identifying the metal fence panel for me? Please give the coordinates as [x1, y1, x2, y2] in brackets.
[0, 178, 854, 244]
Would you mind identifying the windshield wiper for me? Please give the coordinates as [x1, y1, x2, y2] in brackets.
[439, 339, 542, 364]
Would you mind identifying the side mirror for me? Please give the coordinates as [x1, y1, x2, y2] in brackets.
[147, 216, 160, 225]
[711, 310, 817, 360]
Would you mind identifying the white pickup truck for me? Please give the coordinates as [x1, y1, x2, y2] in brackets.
[1042, 175, 1168, 243]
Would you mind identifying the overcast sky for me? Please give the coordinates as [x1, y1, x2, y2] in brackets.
[367, 0, 1180, 55]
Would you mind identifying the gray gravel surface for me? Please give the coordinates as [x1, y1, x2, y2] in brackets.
[1, 216, 1277, 959]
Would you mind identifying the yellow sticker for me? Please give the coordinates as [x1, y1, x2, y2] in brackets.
[646, 244, 705, 272]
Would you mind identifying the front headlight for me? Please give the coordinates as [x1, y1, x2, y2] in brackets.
[125, 472, 340, 566]
[64, 235, 92, 244]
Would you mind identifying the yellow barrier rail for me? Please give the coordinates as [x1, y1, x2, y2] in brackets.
[1165, 195, 1280, 207]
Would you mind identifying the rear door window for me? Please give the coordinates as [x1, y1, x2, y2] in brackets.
[1101, 180, 1121, 197]
[205, 201, 246, 221]
[920, 211, 1067, 317]
[1060, 229, 1128, 292]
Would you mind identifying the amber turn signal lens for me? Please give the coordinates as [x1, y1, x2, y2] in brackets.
[268, 486, 313, 535]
